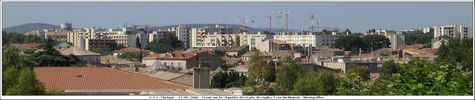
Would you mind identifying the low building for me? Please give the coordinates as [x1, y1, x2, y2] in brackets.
[113, 47, 152, 57]
[143, 49, 223, 72]
[9, 43, 39, 52]
[241, 51, 272, 63]
[225, 45, 249, 57]
[59, 46, 101, 65]
[46, 32, 68, 42]
[256, 39, 297, 60]
[34, 67, 191, 95]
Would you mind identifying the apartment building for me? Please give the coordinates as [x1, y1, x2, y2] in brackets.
[433, 24, 473, 39]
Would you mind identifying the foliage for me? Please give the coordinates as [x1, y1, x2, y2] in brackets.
[291, 71, 337, 95]
[379, 60, 401, 79]
[333, 35, 366, 52]
[336, 65, 371, 95]
[378, 59, 472, 95]
[213, 50, 226, 57]
[118, 52, 142, 61]
[436, 38, 472, 70]
[361, 35, 391, 51]
[89, 43, 120, 55]
[211, 71, 247, 88]
[146, 33, 184, 53]
[32, 39, 83, 66]
[334, 34, 390, 53]
[346, 65, 370, 80]
[275, 60, 304, 95]
[5, 67, 46, 95]
[243, 52, 275, 95]
[2, 47, 46, 95]
[404, 32, 433, 47]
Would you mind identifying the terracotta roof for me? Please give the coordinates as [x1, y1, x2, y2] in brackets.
[113, 47, 151, 53]
[59, 46, 101, 56]
[158, 49, 198, 60]
[34, 67, 191, 91]
[226, 45, 248, 52]
[11, 43, 38, 50]
[241, 51, 272, 57]
[142, 53, 160, 60]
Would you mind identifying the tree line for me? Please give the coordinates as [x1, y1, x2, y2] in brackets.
[242, 38, 472, 95]
[333, 34, 391, 54]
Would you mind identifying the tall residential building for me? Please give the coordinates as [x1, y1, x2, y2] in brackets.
[190, 25, 255, 49]
[433, 24, 473, 39]
[273, 32, 343, 49]
[387, 32, 405, 49]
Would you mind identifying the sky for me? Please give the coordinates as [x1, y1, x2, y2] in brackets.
[2, 2, 473, 32]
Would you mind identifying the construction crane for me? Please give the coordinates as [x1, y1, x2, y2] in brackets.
[238, 16, 255, 32]
[274, 9, 294, 33]
[308, 14, 319, 33]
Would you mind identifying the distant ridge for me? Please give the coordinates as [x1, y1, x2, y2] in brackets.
[3, 23, 60, 33]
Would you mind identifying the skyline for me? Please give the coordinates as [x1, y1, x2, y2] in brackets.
[2, 2, 473, 32]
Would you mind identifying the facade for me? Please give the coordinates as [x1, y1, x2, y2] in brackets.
[273, 33, 316, 47]
[433, 24, 473, 39]
[46, 32, 68, 42]
[225, 45, 249, 56]
[190, 25, 243, 48]
[387, 32, 405, 49]
[84, 38, 117, 51]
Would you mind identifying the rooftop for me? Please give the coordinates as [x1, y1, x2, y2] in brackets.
[113, 47, 151, 53]
[59, 46, 101, 56]
[34, 67, 191, 91]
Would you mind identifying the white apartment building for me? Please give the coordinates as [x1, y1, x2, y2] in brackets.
[433, 24, 473, 39]
[190, 25, 263, 49]
[273, 33, 317, 47]
[273, 32, 342, 49]
[67, 27, 148, 50]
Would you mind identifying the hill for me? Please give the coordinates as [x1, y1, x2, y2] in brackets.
[3, 23, 60, 33]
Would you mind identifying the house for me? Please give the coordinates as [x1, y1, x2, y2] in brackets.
[113, 47, 152, 57]
[241, 51, 272, 63]
[34, 67, 191, 94]
[9, 43, 39, 52]
[59, 46, 101, 65]
[225, 45, 249, 57]
[256, 39, 297, 61]
[143, 49, 223, 72]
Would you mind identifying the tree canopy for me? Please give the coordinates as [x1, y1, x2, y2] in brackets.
[146, 33, 184, 53]
[291, 71, 337, 95]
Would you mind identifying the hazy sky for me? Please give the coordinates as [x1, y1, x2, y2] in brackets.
[2, 2, 473, 32]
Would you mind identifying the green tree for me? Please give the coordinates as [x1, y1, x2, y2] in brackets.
[404, 32, 433, 47]
[362, 35, 391, 52]
[211, 71, 228, 88]
[24, 34, 43, 43]
[378, 59, 472, 95]
[146, 33, 184, 53]
[213, 49, 226, 57]
[6, 67, 45, 95]
[333, 35, 366, 53]
[118, 52, 142, 61]
[291, 71, 337, 95]
[379, 60, 401, 79]
[275, 60, 304, 95]
[336, 65, 371, 95]
[243, 52, 275, 95]
[436, 38, 472, 70]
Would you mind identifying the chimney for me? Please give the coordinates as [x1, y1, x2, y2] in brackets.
[193, 62, 210, 89]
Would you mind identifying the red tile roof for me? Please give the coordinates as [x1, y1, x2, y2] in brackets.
[158, 49, 198, 60]
[34, 67, 191, 91]
[11, 43, 39, 50]
[114, 47, 151, 53]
